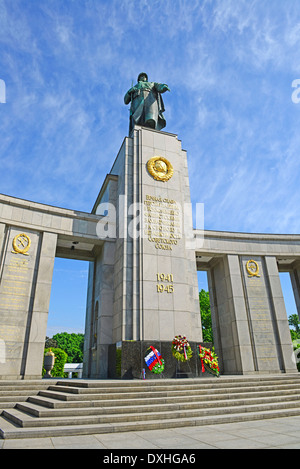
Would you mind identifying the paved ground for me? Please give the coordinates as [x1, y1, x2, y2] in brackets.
[1, 415, 300, 449]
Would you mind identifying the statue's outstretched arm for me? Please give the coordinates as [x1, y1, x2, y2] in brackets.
[154, 83, 170, 93]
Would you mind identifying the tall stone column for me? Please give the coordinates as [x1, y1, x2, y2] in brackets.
[83, 240, 116, 379]
[208, 255, 255, 374]
[240, 255, 295, 373]
[290, 263, 300, 322]
[264, 256, 295, 373]
[0, 223, 6, 369]
[128, 126, 201, 343]
[84, 175, 118, 379]
[0, 228, 57, 379]
[89, 126, 203, 378]
[22, 232, 57, 378]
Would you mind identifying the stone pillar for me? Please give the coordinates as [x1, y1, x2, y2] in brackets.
[240, 255, 296, 373]
[83, 261, 95, 378]
[264, 256, 296, 373]
[22, 232, 57, 379]
[126, 126, 202, 344]
[208, 254, 297, 375]
[84, 175, 118, 379]
[0, 223, 5, 254]
[208, 255, 255, 374]
[0, 228, 57, 379]
[290, 263, 300, 322]
[85, 240, 115, 379]
[0, 223, 6, 368]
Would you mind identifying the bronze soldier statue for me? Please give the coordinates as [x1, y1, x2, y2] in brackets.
[124, 72, 170, 134]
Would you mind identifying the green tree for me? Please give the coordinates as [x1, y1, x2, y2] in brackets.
[45, 336, 57, 349]
[50, 332, 85, 363]
[290, 329, 299, 341]
[199, 289, 213, 343]
[289, 314, 300, 334]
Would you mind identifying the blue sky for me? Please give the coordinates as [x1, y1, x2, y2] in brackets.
[1, 0, 299, 335]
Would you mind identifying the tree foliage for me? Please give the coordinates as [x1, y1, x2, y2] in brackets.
[289, 314, 300, 335]
[45, 332, 84, 363]
[199, 289, 213, 343]
[45, 336, 57, 349]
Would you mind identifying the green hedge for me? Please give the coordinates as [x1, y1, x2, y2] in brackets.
[294, 344, 300, 372]
[42, 348, 68, 378]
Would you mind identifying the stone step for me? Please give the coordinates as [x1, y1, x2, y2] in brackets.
[0, 380, 58, 387]
[27, 387, 300, 410]
[4, 398, 300, 429]
[57, 375, 300, 387]
[0, 397, 30, 409]
[0, 379, 52, 394]
[1, 375, 300, 439]
[0, 386, 47, 392]
[0, 384, 56, 409]
[56, 376, 300, 391]
[0, 388, 52, 397]
[15, 393, 300, 418]
[2, 406, 300, 439]
[37, 382, 300, 402]
[52, 382, 300, 396]
[27, 395, 89, 408]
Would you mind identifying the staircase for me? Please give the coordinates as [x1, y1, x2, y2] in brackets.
[1, 374, 300, 439]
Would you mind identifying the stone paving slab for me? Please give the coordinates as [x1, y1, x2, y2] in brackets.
[1, 415, 300, 449]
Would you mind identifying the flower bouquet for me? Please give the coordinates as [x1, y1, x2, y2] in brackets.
[172, 335, 193, 362]
[198, 345, 220, 376]
[144, 346, 165, 374]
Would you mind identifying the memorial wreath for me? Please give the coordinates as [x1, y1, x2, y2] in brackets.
[198, 345, 220, 376]
[172, 335, 193, 362]
[144, 346, 165, 374]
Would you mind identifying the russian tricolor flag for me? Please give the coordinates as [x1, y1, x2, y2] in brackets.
[144, 347, 162, 371]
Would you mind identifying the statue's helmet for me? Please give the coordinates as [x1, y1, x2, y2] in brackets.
[138, 72, 148, 82]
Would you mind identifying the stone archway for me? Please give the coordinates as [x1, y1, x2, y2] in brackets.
[0, 194, 105, 379]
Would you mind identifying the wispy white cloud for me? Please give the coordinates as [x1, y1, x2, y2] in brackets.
[1, 0, 300, 233]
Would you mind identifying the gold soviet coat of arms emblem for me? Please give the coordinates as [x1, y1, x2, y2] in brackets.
[146, 156, 173, 182]
[246, 259, 260, 278]
[12, 233, 31, 256]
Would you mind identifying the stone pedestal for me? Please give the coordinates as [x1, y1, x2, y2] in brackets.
[84, 126, 203, 378]
[108, 340, 213, 380]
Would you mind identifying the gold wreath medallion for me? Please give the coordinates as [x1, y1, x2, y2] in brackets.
[146, 156, 173, 182]
[12, 233, 31, 256]
[246, 259, 260, 278]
